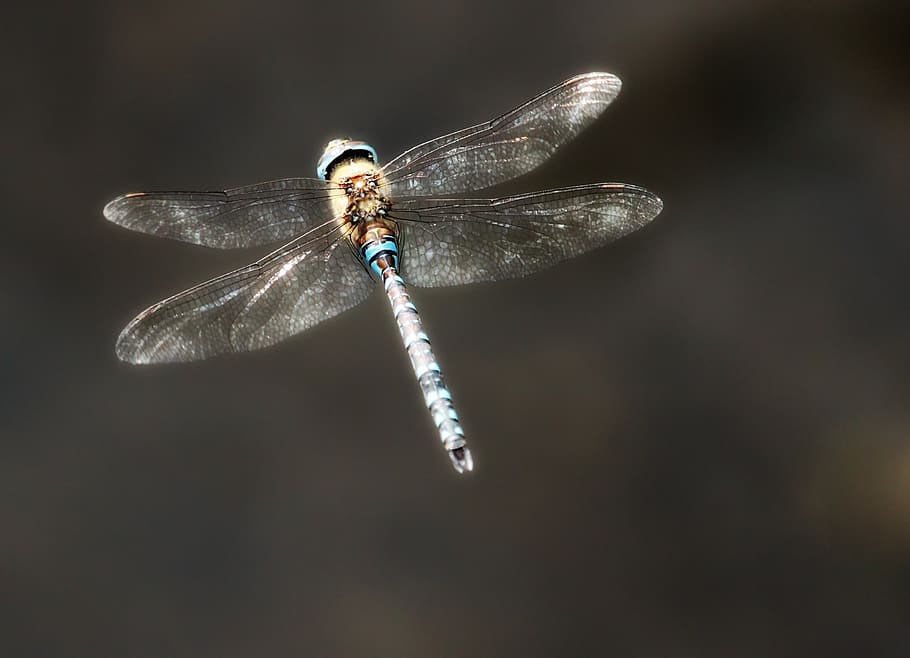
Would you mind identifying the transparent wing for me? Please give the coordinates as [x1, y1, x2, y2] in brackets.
[104, 178, 340, 249]
[382, 72, 622, 196]
[390, 184, 662, 287]
[116, 225, 374, 364]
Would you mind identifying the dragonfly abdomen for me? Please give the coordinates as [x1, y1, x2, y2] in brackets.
[372, 249, 472, 473]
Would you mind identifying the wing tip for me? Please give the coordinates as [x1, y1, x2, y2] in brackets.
[114, 347, 147, 365]
[652, 193, 664, 215]
[573, 71, 622, 92]
[599, 182, 663, 220]
[102, 193, 143, 224]
[114, 329, 146, 365]
[631, 184, 664, 218]
[115, 308, 165, 365]
[640, 186, 662, 210]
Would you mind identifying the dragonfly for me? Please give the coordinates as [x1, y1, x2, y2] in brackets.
[104, 72, 662, 474]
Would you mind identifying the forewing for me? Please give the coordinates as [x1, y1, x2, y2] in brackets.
[382, 72, 622, 196]
[104, 178, 340, 249]
[390, 184, 662, 287]
[116, 227, 373, 363]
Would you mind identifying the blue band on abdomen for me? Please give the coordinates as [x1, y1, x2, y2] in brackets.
[360, 236, 399, 277]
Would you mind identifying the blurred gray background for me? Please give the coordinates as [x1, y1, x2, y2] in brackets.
[4, 0, 910, 656]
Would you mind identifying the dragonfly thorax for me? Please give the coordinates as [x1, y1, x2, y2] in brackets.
[338, 172, 391, 224]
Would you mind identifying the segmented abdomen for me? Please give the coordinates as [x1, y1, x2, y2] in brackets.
[382, 267, 473, 473]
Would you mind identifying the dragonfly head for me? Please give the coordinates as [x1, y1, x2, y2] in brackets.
[317, 138, 379, 181]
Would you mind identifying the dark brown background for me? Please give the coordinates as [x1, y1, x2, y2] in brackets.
[4, 1, 910, 656]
